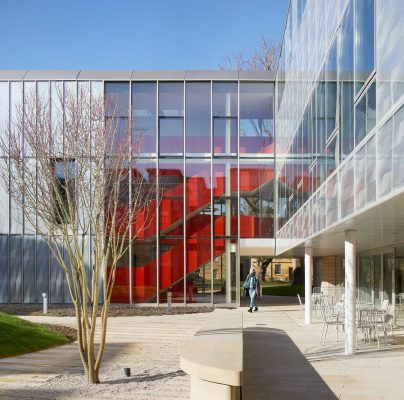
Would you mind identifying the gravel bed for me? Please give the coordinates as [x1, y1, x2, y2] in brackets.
[0, 304, 215, 317]
[39, 323, 78, 342]
[41, 364, 189, 399]
[0, 363, 190, 400]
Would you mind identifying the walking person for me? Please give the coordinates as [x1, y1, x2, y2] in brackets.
[244, 267, 259, 312]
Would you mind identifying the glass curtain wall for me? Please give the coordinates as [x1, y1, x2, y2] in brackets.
[0, 78, 274, 305]
[276, 0, 379, 239]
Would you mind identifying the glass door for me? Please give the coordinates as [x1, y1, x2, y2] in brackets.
[373, 255, 382, 307]
[383, 253, 394, 304]
[372, 252, 394, 307]
[358, 254, 372, 302]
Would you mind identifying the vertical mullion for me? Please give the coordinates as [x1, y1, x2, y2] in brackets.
[156, 81, 160, 305]
[7, 81, 10, 304]
[210, 80, 214, 305]
[21, 81, 25, 304]
[129, 81, 133, 305]
[183, 80, 186, 305]
[236, 79, 240, 306]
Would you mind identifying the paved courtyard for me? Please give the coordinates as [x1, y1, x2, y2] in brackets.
[0, 301, 404, 399]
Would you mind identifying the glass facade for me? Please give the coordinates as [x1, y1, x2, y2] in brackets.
[276, 0, 404, 255]
[0, 76, 274, 305]
[1, 0, 403, 306]
[276, 0, 404, 308]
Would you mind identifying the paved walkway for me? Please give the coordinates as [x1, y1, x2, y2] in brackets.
[0, 304, 404, 399]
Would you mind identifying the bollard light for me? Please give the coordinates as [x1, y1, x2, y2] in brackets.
[167, 288, 172, 311]
[42, 292, 48, 314]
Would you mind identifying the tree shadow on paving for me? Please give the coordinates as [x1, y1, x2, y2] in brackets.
[0, 342, 141, 375]
[106, 369, 186, 385]
[243, 327, 338, 400]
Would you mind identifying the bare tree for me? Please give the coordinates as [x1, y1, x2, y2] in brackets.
[0, 86, 157, 384]
[220, 36, 281, 71]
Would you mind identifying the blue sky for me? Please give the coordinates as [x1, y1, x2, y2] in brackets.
[0, 0, 288, 70]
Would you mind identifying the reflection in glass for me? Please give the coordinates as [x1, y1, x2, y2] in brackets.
[239, 83, 274, 154]
[105, 82, 129, 117]
[185, 82, 211, 154]
[325, 40, 337, 139]
[212, 82, 237, 117]
[367, 82, 376, 133]
[159, 82, 184, 155]
[159, 118, 183, 154]
[355, 95, 366, 145]
[159, 161, 184, 235]
[354, 0, 375, 94]
[213, 118, 237, 155]
[186, 160, 211, 215]
[132, 82, 157, 154]
[159, 82, 184, 117]
[339, 1, 354, 160]
[239, 161, 274, 238]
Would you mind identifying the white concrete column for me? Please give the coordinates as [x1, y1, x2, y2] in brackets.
[345, 230, 357, 355]
[304, 247, 313, 325]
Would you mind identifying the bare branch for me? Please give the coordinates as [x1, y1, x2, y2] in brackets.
[219, 36, 281, 71]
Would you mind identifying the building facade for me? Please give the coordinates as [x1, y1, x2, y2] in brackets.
[276, 0, 404, 305]
[0, 0, 403, 322]
[276, 0, 404, 353]
[0, 70, 275, 305]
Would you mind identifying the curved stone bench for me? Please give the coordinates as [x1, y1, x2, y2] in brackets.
[180, 310, 243, 400]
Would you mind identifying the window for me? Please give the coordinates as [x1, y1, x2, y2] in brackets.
[239, 82, 274, 155]
[275, 264, 282, 275]
[354, 0, 375, 94]
[339, 1, 354, 160]
[185, 82, 211, 154]
[159, 82, 184, 155]
[213, 82, 238, 156]
[325, 39, 338, 140]
[355, 81, 376, 146]
[132, 82, 157, 154]
[52, 159, 75, 224]
[105, 82, 129, 151]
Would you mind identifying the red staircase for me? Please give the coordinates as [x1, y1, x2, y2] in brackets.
[109, 166, 274, 303]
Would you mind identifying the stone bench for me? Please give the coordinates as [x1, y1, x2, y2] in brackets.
[180, 310, 243, 400]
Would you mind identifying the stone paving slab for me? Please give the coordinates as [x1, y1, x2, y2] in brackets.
[0, 306, 404, 399]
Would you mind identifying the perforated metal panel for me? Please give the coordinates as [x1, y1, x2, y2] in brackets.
[326, 174, 339, 226]
[9, 236, 22, 303]
[377, 118, 393, 197]
[23, 236, 36, 303]
[393, 105, 404, 189]
[340, 157, 355, 218]
[0, 236, 8, 302]
[355, 145, 366, 210]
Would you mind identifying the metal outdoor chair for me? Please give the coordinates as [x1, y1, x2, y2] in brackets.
[297, 293, 303, 312]
[319, 303, 344, 344]
[356, 308, 385, 348]
[384, 304, 395, 338]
